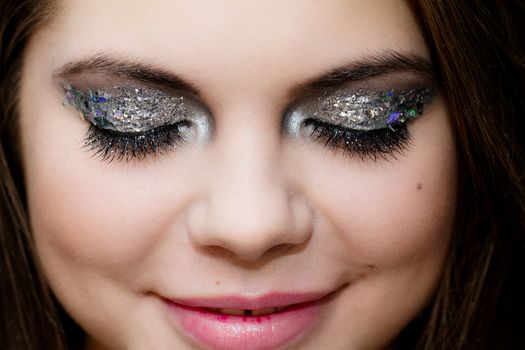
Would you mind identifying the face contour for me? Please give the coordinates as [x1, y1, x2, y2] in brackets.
[20, 1, 457, 349]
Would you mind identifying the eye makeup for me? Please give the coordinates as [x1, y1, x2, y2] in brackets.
[312, 86, 433, 130]
[285, 85, 436, 159]
[63, 84, 211, 161]
[287, 86, 434, 132]
[64, 84, 205, 133]
[63, 81, 435, 162]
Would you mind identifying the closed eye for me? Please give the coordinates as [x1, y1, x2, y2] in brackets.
[83, 121, 192, 162]
[285, 85, 434, 161]
[63, 84, 211, 162]
[304, 119, 411, 161]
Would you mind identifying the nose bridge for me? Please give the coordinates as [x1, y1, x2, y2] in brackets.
[186, 115, 311, 262]
[213, 150, 287, 239]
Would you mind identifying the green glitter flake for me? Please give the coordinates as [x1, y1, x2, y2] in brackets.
[94, 117, 114, 129]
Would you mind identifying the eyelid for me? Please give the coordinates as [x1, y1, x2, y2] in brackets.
[287, 85, 435, 133]
[63, 84, 213, 142]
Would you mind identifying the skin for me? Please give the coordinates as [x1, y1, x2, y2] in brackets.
[19, 0, 457, 349]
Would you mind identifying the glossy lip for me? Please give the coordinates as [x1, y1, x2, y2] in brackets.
[165, 292, 332, 350]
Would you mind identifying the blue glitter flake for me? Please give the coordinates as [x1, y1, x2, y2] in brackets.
[89, 92, 108, 103]
[388, 111, 401, 124]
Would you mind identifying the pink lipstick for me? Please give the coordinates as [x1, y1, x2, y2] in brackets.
[165, 293, 328, 350]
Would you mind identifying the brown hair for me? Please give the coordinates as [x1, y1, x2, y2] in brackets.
[411, 1, 525, 348]
[0, 1, 70, 349]
[398, 0, 525, 348]
[1, 1, 524, 349]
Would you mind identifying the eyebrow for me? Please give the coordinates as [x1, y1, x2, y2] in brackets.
[303, 50, 435, 92]
[54, 50, 435, 96]
[54, 54, 201, 96]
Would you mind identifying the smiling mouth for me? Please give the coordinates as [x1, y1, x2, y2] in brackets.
[165, 293, 329, 350]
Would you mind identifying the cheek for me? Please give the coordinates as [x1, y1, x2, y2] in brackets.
[289, 109, 457, 268]
[20, 99, 196, 278]
[328, 161, 455, 266]
[26, 157, 201, 275]
[29, 169, 158, 270]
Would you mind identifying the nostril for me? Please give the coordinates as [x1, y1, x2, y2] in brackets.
[265, 242, 304, 256]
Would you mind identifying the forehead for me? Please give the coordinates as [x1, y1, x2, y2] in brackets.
[37, 0, 428, 99]
[49, 1, 426, 58]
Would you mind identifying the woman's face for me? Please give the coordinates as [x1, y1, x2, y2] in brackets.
[20, 1, 456, 349]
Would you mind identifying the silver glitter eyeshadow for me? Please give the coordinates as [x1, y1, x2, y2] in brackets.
[63, 84, 208, 135]
[289, 86, 435, 133]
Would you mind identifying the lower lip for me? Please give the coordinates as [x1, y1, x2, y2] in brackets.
[166, 299, 324, 350]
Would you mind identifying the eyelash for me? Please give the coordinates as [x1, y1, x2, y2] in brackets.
[83, 121, 190, 162]
[83, 113, 414, 162]
[304, 119, 411, 161]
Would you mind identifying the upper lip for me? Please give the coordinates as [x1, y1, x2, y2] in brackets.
[166, 291, 332, 310]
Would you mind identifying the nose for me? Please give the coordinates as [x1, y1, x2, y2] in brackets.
[186, 121, 313, 262]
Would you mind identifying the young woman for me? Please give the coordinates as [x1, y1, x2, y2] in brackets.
[1, 1, 524, 349]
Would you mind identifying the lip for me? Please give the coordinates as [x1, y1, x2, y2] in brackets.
[165, 292, 331, 350]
